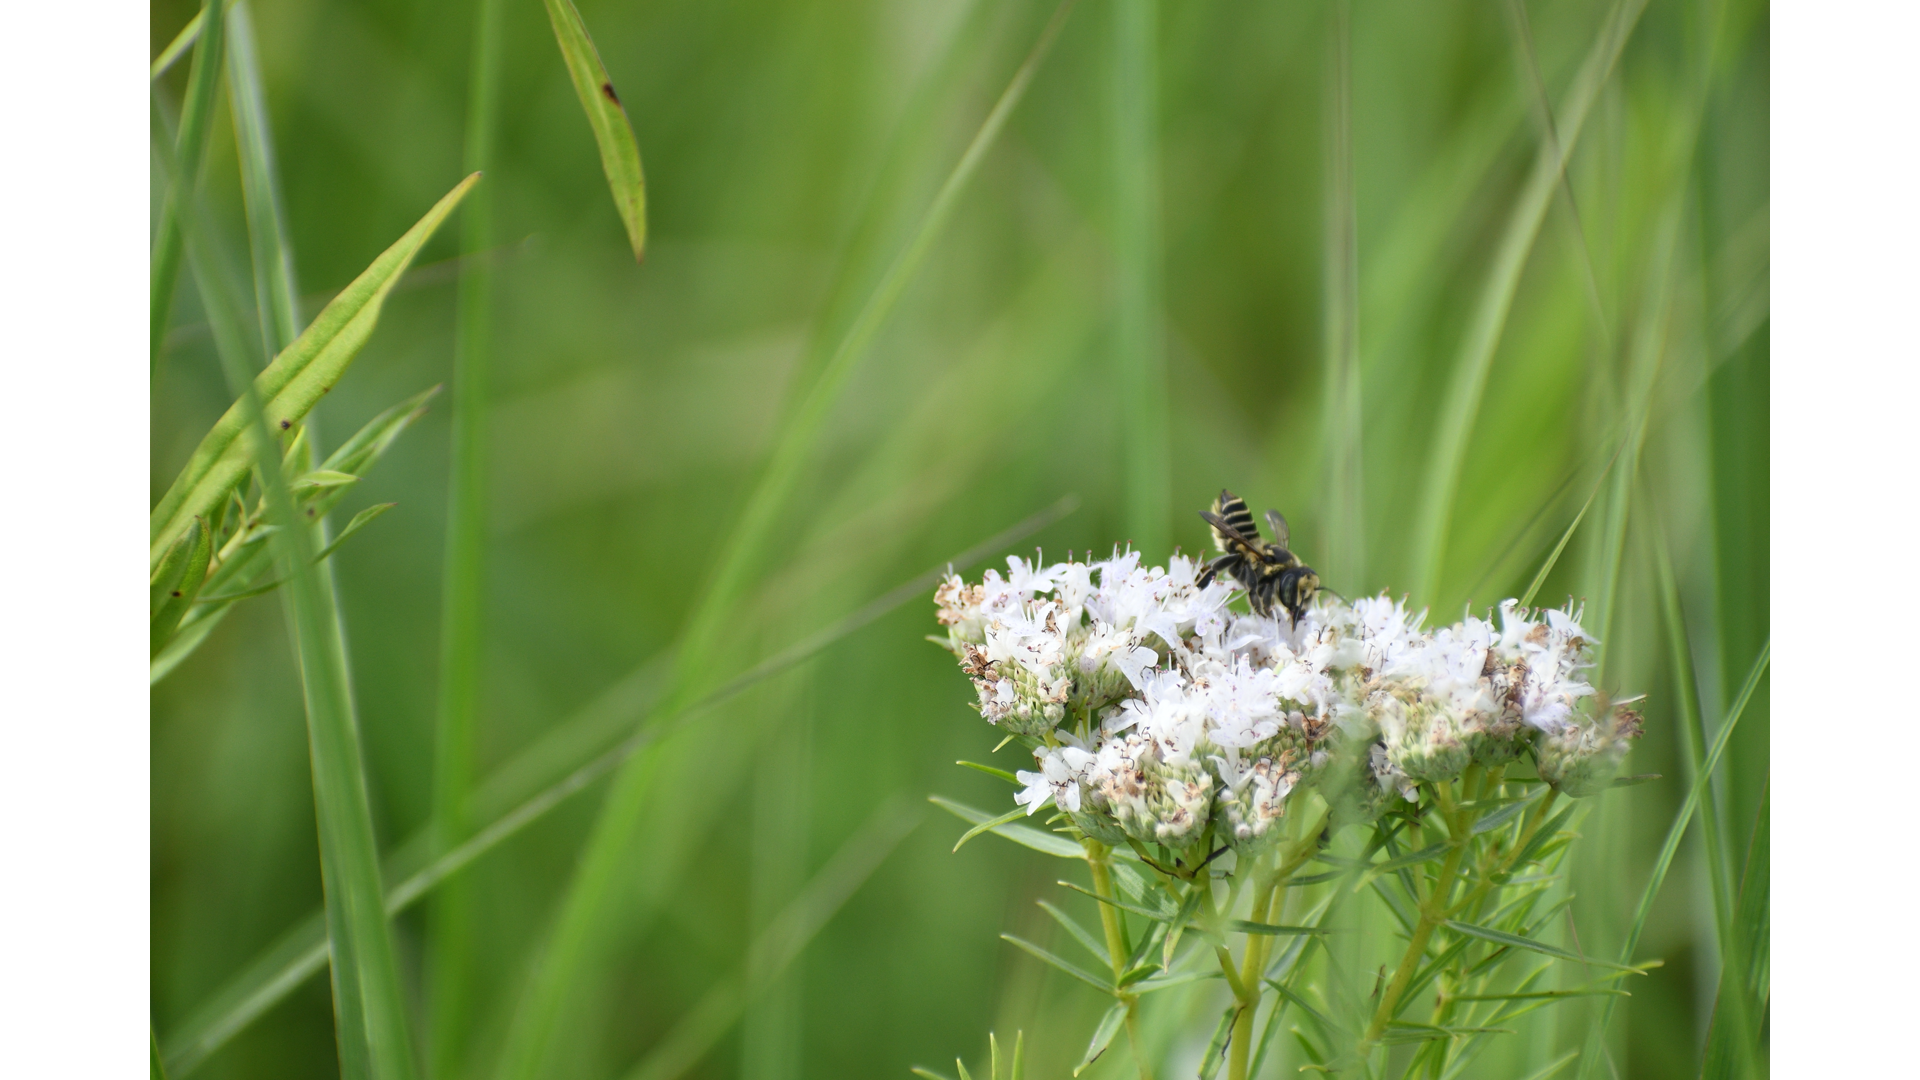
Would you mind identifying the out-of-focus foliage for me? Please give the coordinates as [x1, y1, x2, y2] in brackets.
[150, 0, 1766, 1077]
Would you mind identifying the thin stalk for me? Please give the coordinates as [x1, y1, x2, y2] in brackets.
[1113, 0, 1167, 556]
[226, 1, 301, 355]
[1361, 784, 1475, 1057]
[154, 105, 418, 1080]
[491, 11, 1081, 1077]
[153, 0, 228, 370]
[1085, 841, 1149, 1080]
[430, 0, 504, 1071]
[1409, 0, 1648, 603]
[1321, 0, 1363, 590]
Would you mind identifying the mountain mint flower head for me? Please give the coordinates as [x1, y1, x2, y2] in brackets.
[937, 549, 1643, 852]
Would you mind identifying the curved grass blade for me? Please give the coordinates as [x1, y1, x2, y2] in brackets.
[158, 109, 419, 1080]
[616, 800, 919, 1080]
[151, 0, 227, 368]
[1038, 901, 1109, 963]
[541, 0, 646, 258]
[1575, 640, 1770, 1079]
[1701, 781, 1768, 1079]
[226, 1, 302, 354]
[312, 504, 396, 563]
[1410, 0, 1650, 602]
[485, 16, 1080, 1061]
[150, 174, 479, 569]
[160, 510, 1068, 1074]
[151, 518, 212, 656]
[151, 9, 205, 81]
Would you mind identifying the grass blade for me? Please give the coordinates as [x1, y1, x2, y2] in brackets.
[430, 0, 504, 1071]
[1113, 0, 1166, 555]
[1321, 0, 1363, 589]
[1038, 901, 1110, 963]
[151, 0, 227, 369]
[225, 1, 302, 354]
[617, 800, 920, 1080]
[149, 173, 479, 569]
[312, 504, 396, 563]
[161, 513, 1065, 1074]
[1576, 640, 1769, 1079]
[541, 0, 647, 258]
[155, 103, 418, 1080]
[1230, 921, 1333, 937]
[151, 9, 205, 81]
[1196, 1003, 1239, 1080]
[151, 518, 212, 657]
[1409, 0, 1649, 602]
[490, 11, 1081, 1071]
[1701, 781, 1769, 1079]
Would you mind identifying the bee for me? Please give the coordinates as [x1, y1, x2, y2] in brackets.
[1196, 488, 1321, 625]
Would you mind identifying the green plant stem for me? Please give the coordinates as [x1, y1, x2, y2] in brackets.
[1084, 841, 1149, 1080]
[155, 110, 417, 1080]
[1361, 782, 1475, 1058]
[430, 0, 503, 1072]
[153, 0, 228, 370]
[1113, 0, 1167, 556]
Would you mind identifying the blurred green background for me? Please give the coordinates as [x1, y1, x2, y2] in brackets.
[150, 0, 1767, 1076]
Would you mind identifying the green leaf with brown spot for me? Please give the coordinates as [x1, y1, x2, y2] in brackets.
[541, 0, 646, 259]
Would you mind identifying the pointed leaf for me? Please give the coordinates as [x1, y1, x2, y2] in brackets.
[911, 1069, 957, 1080]
[953, 805, 1033, 853]
[1000, 934, 1111, 994]
[1055, 880, 1178, 924]
[1037, 901, 1109, 963]
[958, 760, 1019, 784]
[954, 1057, 974, 1080]
[540, 0, 646, 258]
[150, 174, 479, 568]
[929, 796, 1086, 859]
[1073, 1002, 1128, 1076]
[1444, 921, 1646, 972]
[1196, 1003, 1239, 1080]
[313, 503, 398, 564]
[1230, 920, 1333, 937]
[151, 517, 212, 656]
[289, 469, 360, 492]
[1470, 800, 1532, 835]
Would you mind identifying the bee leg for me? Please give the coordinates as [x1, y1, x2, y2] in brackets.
[1197, 554, 1236, 589]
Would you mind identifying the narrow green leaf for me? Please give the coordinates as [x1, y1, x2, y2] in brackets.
[1162, 881, 1207, 970]
[1196, 1003, 1239, 1080]
[1073, 1002, 1128, 1076]
[1129, 966, 1222, 995]
[1230, 920, 1333, 937]
[289, 470, 360, 492]
[1443, 921, 1643, 972]
[1010, 1031, 1025, 1080]
[929, 796, 1086, 860]
[312, 504, 397, 563]
[1517, 1049, 1581, 1080]
[1701, 781, 1769, 1080]
[1608, 773, 1661, 788]
[1504, 803, 1576, 875]
[958, 760, 1020, 784]
[1055, 880, 1178, 924]
[1410, 0, 1650, 600]
[955, 1059, 975, 1080]
[151, 9, 205, 80]
[150, 173, 480, 569]
[150, 0, 228, 367]
[151, 517, 212, 656]
[539, 0, 646, 258]
[1470, 800, 1531, 835]
[1265, 977, 1344, 1040]
[1001, 935, 1112, 994]
[1361, 841, 1450, 876]
[1449, 989, 1627, 1002]
[989, 1031, 1002, 1080]
[323, 386, 442, 477]
[226, 0, 302, 354]
[194, 577, 287, 604]
[1037, 901, 1110, 963]
[911, 1069, 957, 1080]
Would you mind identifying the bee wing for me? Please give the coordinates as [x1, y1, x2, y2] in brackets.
[1265, 509, 1291, 551]
[1200, 510, 1265, 557]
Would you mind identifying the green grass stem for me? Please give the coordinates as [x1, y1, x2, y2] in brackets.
[1320, 0, 1362, 591]
[153, 104, 419, 1080]
[429, 0, 505, 1072]
[490, 10, 1080, 1074]
[225, 2, 301, 356]
[617, 800, 921, 1080]
[1410, 0, 1648, 604]
[151, 0, 228, 370]
[159, 500, 1072, 1075]
[1574, 638, 1769, 1080]
[1114, 0, 1167, 557]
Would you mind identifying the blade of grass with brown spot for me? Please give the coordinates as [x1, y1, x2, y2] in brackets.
[541, 0, 646, 258]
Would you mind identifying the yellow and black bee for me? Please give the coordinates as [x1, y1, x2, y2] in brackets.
[1196, 489, 1321, 625]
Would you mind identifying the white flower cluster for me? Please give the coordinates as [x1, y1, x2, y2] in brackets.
[936, 551, 1641, 854]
